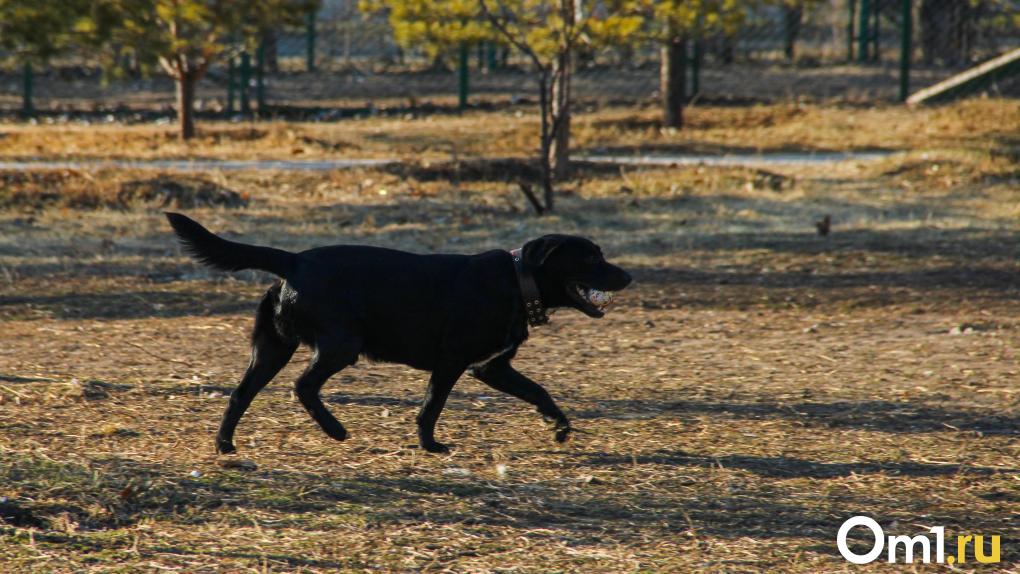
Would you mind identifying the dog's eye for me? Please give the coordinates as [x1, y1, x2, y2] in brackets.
[586, 254, 599, 264]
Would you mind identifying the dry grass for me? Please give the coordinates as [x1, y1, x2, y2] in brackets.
[1, 101, 1019, 572]
[0, 99, 1015, 161]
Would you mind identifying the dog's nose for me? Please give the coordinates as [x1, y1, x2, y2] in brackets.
[621, 270, 633, 287]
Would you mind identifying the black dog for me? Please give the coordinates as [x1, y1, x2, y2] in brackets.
[166, 213, 631, 454]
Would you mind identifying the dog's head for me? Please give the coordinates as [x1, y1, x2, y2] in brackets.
[521, 234, 632, 318]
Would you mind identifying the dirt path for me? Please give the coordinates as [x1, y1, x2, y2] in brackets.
[0, 151, 895, 173]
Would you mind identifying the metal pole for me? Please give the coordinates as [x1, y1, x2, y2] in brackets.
[342, 0, 352, 66]
[899, 0, 911, 100]
[227, 57, 235, 113]
[256, 41, 266, 113]
[847, 0, 856, 62]
[458, 42, 469, 110]
[691, 14, 703, 100]
[240, 51, 251, 115]
[872, 0, 880, 62]
[306, 10, 316, 72]
[486, 42, 497, 72]
[858, 0, 870, 63]
[690, 39, 702, 100]
[22, 62, 33, 116]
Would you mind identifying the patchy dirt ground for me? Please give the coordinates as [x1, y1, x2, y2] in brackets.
[0, 102, 1019, 572]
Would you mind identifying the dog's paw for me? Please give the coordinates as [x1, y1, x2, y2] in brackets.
[554, 425, 572, 444]
[215, 438, 237, 455]
[421, 441, 451, 454]
[322, 423, 348, 442]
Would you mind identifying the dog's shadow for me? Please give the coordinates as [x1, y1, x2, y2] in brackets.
[573, 397, 1020, 435]
[7, 447, 1017, 566]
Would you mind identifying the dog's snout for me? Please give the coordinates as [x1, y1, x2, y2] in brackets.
[604, 265, 632, 290]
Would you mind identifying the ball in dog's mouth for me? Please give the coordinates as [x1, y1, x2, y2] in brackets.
[574, 285, 615, 312]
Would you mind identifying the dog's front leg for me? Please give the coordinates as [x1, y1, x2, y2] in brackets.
[416, 362, 465, 453]
[471, 359, 572, 443]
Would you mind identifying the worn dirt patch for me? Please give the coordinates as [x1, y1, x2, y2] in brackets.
[0, 170, 248, 210]
[117, 176, 248, 209]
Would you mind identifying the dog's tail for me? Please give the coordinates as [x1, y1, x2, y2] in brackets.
[165, 212, 296, 277]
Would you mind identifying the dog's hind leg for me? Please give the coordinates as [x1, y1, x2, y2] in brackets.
[471, 358, 572, 443]
[216, 287, 297, 454]
[294, 334, 360, 442]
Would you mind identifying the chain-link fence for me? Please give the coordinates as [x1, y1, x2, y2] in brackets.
[1, 0, 1018, 119]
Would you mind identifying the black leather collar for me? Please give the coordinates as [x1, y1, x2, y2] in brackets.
[510, 248, 548, 327]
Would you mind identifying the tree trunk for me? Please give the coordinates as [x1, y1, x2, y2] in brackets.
[176, 73, 197, 140]
[538, 69, 555, 212]
[784, 3, 804, 61]
[550, 51, 572, 182]
[661, 37, 687, 129]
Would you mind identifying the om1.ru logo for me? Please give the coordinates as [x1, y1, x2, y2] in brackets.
[837, 516, 1000, 565]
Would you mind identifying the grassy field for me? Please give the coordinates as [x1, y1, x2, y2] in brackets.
[0, 100, 1019, 572]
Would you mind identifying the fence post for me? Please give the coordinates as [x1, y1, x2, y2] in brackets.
[22, 62, 33, 116]
[486, 42, 498, 72]
[458, 42, 470, 110]
[303, 10, 316, 72]
[847, 0, 856, 61]
[227, 56, 235, 114]
[871, 0, 880, 62]
[899, 0, 911, 101]
[690, 39, 702, 101]
[256, 41, 266, 113]
[240, 51, 251, 115]
[306, 10, 316, 72]
[858, 0, 870, 63]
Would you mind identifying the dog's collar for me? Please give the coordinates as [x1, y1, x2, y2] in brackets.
[509, 248, 548, 327]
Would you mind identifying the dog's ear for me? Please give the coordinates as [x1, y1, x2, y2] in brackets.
[521, 235, 568, 267]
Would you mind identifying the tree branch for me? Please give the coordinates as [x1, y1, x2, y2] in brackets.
[478, 0, 546, 72]
[517, 182, 545, 215]
[157, 55, 180, 79]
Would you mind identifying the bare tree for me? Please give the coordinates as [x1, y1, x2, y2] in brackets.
[481, 0, 593, 212]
